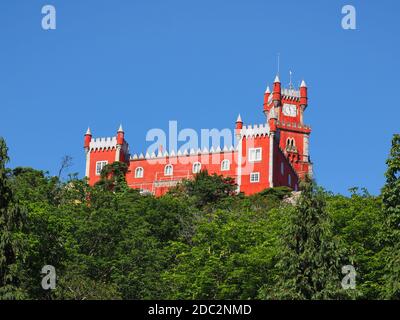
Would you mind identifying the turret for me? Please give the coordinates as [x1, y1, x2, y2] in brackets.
[272, 75, 281, 107]
[84, 127, 92, 178]
[300, 80, 308, 108]
[117, 124, 124, 145]
[235, 114, 243, 130]
[84, 127, 92, 149]
[263, 86, 271, 113]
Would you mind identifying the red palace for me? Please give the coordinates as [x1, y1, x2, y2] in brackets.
[83, 75, 313, 196]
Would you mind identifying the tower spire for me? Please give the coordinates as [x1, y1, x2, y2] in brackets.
[277, 53, 280, 76]
[235, 114, 243, 130]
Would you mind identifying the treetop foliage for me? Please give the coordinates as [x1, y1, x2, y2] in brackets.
[0, 135, 399, 300]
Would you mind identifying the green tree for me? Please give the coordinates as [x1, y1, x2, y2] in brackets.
[95, 161, 129, 193]
[382, 134, 400, 299]
[259, 179, 349, 299]
[178, 170, 237, 208]
[327, 189, 384, 299]
[162, 209, 281, 299]
[0, 138, 27, 299]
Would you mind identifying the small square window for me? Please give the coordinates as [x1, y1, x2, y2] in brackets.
[250, 172, 260, 183]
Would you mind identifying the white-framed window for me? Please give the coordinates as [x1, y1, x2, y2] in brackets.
[281, 162, 284, 176]
[221, 159, 230, 171]
[135, 167, 144, 178]
[95, 161, 108, 176]
[288, 174, 292, 186]
[250, 172, 260, 183]
[249, 148, 262, 162]
[192, 162, 202, 174]
[164, 164, 173, 176]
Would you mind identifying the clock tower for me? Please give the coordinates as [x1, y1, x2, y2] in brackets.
[263, 76, 313, 179]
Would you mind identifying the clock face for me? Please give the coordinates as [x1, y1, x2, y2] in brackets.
[282, 104, 297, 117]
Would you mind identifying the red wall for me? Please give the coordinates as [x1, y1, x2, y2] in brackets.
[239, 135, 271, 195]
[273, 144, 299, 190]
[88, 149, 117, 185]
[86, 133, 302, 196]
[126, 151, 238, 196]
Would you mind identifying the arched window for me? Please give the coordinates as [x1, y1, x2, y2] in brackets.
[286, 138, 296, 152]
[192, 162, 202, 174]
[288, 174, 292, 186]
[281, 162, 284, 176]
[221, 159, 230, 171]
[164, 164, 173, 176]
[135, 167, 144, 178]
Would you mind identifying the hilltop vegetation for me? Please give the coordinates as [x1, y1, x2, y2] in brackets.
[0, 135, 399, 300]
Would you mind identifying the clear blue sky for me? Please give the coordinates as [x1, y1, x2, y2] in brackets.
[1, 0, 399, 195]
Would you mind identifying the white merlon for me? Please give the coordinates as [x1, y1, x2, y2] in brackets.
[282, 88, 300, 98]
[240, 123, 270, 138]
[129, 144, 238, 161]
[89, 137, 117, 151]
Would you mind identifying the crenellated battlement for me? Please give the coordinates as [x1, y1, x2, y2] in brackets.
[240, 123, 270, 138]
[276, 121, 311, 132]
[89, 137, 117, 151]
[281, 88, 300, 101]
[129, 145, 237, 161]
